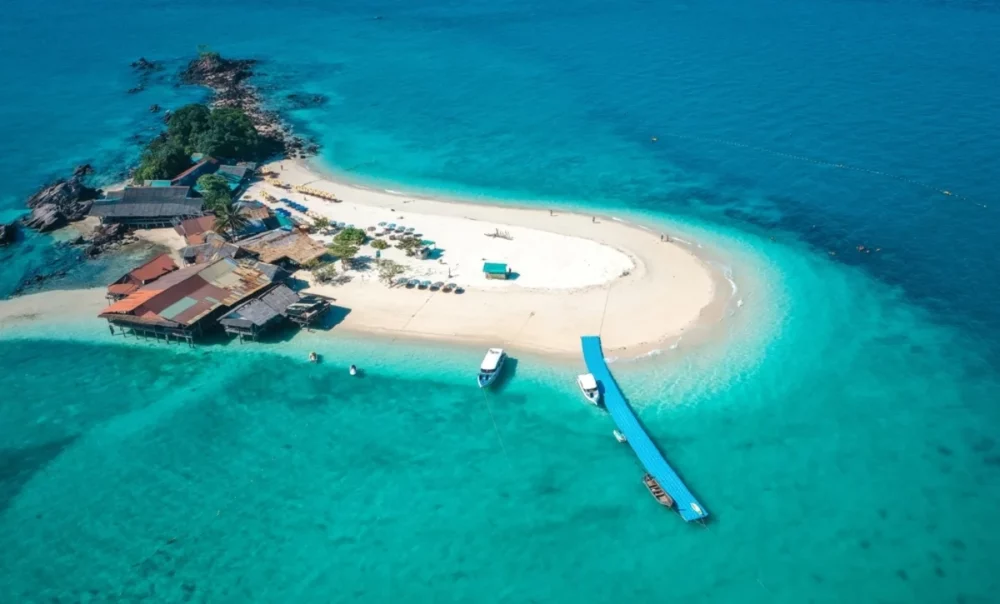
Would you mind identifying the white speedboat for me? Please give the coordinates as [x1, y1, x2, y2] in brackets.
[349, 364, 358, 376]
[613, 429, 627, 443]
[477, 348, 507, 388]
[577, 373, 601, 405]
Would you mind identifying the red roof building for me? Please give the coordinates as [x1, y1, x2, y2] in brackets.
[99, 257, 283, 341]
[106, 253, 178, 300]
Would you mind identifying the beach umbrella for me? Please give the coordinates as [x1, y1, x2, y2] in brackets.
[419, 280, 432, 289]
[367, 226, 376, 232]
[406, 279, 419, 288]
[406, 227, 416, 232]
[421, 240, 435, 247]
[387, 223, 396, 229]
[378, 221, 387, 227]
[431, 282, 444, 290]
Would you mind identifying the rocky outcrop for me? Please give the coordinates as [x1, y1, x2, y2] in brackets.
[22, 168, 101, 232]
[0, 221, 16, 246]
[179, 52, 319, 159]
[130, 57, 163, 73]
[86, 223, 133, 257]
[286, 93, 328, 109]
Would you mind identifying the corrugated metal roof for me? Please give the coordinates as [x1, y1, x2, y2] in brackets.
[170, 157, 219, 186]
[89, 186, 202, 219]
[219, 284, 301, 328]
[108, 283, 139, 296]
[99, 257, 281, 328]
[129, 253, 178, 283]
[483, 262, 507, 274]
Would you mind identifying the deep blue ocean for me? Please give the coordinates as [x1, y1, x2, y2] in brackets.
[2, 0, 999, 601]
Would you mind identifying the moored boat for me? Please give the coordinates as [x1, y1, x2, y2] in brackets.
[613, 429, 627, 443]
[477, 348, 506, 388]
[577, 373, 601, 405]
[643, 473, 674, 508]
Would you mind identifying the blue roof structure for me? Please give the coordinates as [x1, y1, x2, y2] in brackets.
[581, 335, 708, 522]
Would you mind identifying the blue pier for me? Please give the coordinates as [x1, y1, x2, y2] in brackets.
[581, 336, 708, 522]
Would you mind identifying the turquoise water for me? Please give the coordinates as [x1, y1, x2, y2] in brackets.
[2, 0, 1000, 601]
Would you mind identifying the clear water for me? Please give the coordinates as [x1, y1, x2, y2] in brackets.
[2, 0, 999, 601]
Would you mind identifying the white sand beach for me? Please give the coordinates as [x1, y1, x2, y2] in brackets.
[1, 160, 733, 357]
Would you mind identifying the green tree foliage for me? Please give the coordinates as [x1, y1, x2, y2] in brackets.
[133, 137, 192, 182]
[192, 107, 260, 160]
[197, 174, 232, 210]
[167, 104, 211, 152]
[312, 216, 331, 229]
[396, 236, 424, 257]
[334, 227, 367, 246]
[137, 103, 262, 183]
[327, 239, 360, 269]
[370, 238, 389, 251]
[213, 200, 250, 241]
[313, 263, 338, 284]
[377, 260, 405, 285]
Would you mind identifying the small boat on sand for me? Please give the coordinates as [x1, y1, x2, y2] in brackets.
[577, 373, 601, 405]
[643, 473, 674, 508]
[477, 348, 506, 388]
[613, 429, 627, 443]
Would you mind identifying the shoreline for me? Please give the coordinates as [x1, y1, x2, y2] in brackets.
[1, 161, 744, 360]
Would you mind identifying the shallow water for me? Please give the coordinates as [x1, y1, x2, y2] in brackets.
[1, 0, 999, 601]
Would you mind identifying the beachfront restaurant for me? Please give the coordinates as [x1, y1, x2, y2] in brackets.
[98, 257, 284, 344]
[483, 262, 511, 280]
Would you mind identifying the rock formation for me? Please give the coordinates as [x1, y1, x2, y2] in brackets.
[286, 93, 328, 109]
[0, 221, 16, 246]
[179, 52, 319, 159]
[22, 167, 101, 232]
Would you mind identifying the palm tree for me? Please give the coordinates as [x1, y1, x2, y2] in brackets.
[214, 200, 250, 241]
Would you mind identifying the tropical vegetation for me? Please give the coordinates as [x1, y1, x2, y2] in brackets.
[377, 260, 405, 285]
[213, 200, 249, 241]
[134, 102, 278, 181]
[327, 239, 360, 269]
[312, 263, 338, 284]
[334, 227, 367, 246]
[196, 174, 232, 210]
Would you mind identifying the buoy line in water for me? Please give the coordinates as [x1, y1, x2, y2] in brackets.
[654, 132, 989, 210]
